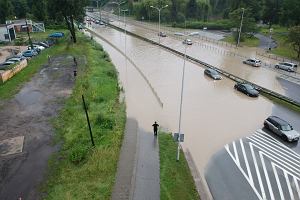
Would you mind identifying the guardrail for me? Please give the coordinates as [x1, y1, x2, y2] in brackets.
[87, 13, 300, 108]
[256, 51, 300, 66]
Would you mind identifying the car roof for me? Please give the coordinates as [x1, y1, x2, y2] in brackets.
[282, 62, 296, 65]
[267, 116, 289, 126]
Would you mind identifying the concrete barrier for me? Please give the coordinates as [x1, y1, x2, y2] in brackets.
[0, 59, 28, 83]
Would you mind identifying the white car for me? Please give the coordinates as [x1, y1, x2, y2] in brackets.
[275, 62, 297, 72]
[243, 58, 261, 67]
[28, 44, 45, 51]
[183, 39, 192, 45]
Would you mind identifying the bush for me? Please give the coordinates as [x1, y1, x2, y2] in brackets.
[69, 145, 89, 164]
[173, 19, 234, 30]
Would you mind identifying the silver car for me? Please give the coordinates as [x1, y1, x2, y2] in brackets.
[183, 39, 192, 45]
[275, 62, 297, 72]
[264, 116, 300, 142]
[243, 58, 261, 67]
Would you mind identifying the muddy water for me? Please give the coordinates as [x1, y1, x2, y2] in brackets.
[92, 27, 277, 173]
[100, 18, 300, 98]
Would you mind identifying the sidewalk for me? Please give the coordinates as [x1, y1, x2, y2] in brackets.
[112, 118, 160, 200]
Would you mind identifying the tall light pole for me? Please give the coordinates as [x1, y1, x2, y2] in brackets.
[150, 4, 168, 44]
[111, 1, 126, 26]
[121, 9, 129, 87]
[176, 31, 189, 161]
[237, 8, 245, 47]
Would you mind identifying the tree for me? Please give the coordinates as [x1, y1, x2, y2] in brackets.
[186, 0, 198, 19]
[287, 26, 300, 58]
[48, 0, 88, 43]
[0, 0, 14, 23]
[229, 8, 257, 44]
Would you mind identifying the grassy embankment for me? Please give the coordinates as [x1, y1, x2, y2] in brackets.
[159, 133, 200, 200]
[222, 34, 260, 47]
[1, 29, 126, 198]
[0, 29, 67, 99]
[260, 26, 299, 60]
[42, 34, 126, 199]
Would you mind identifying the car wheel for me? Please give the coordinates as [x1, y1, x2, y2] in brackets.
[264, 123, 269, 129]
[275, 65, 279, 69]
[282, 135, 288, 141]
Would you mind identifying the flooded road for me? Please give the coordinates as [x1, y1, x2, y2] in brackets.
[90, 12, 300, 104]
[89, 25, 300, 175]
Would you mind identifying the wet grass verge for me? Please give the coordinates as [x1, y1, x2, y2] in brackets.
[42, 33, 126, 199]
[0, 30, 68, 100]
[261, 92, 300, 113]
[159, 133, 200, 200]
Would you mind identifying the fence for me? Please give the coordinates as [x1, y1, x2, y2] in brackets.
[256, 51, 299, 66]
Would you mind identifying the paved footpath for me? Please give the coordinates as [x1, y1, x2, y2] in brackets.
[112, 118, 160, 200]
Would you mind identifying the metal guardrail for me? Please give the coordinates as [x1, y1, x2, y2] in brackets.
[87, 13, 300, 108]
[256, 51, 300, 66]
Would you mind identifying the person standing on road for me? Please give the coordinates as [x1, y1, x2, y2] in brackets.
[152, 121, 159, 136]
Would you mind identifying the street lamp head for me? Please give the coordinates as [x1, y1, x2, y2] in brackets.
[163, 5, 168, 8]
[150, 5, 154, 8]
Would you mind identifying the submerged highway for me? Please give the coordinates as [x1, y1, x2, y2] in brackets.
[86, 14, 300, 199]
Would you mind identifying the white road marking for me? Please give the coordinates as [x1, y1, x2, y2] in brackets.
[225, 129, 300, 200]
[284, 170, 295, 200]
[240, 139, 254, 185]
[272, 163, 285, 200]
[259, 151, 275, 200]
[250, 143, 266, 199]
[225, 145, 263, 200]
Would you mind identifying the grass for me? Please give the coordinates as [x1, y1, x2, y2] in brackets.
[159, 133, 200, 200]
[43, 32, 126, 199]
[261, 92, 300, 114]
[260, 26, 299, 61]
[0, 34, 68, 99]
[222, 34, 260, 47]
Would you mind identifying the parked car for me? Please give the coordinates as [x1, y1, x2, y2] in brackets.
[28, 44, 45, 51]
[264, 116, 300, 142]
[0, 60, 15, 66]
[33, 42, 49, 48]
[183, 39, 192, 45]
[6, 57, 23, 63]
[204, 68, 222, 80]
[6, 54, 25, 62]
[275, 62, 297, 72]
[243, 58, 261, 67]
[158, 32, 167, 37]
[234, 83, 259, 97]
[22, 50, 38, 57]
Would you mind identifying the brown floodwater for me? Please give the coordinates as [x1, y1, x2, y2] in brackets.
[91, 27, 276, 174]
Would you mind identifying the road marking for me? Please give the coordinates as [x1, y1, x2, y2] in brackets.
[240, 139, 254, 185]
[250, 143, 266, 199]
[272, 163, 285, 200]
[225, 129, 300, 200]
[284, 170, 295, 200]
[259, 151, 275, 200]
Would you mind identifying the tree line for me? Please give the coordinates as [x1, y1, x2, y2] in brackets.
[132, 0, 300, 26]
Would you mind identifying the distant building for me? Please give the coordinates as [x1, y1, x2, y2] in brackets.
[5, 19, 45, 33]
[0, 24, 16, 42]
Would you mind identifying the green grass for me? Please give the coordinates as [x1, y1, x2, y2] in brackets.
[43, 33, 126, 199]
[17, 29, 68, 43]
[222, 35, 260, 47]
[261, 93, 300, 114]
[259, 26, 299, 60]
[159, 133, 200, 200]
[0, 35, 68, 99]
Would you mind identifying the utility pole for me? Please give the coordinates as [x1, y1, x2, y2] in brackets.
[237, 8, 245, 47]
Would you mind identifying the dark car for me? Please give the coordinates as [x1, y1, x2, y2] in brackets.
[264, 116, 300, 142]
[158, 32, 167, 37]
[234, 83, 259, 97]
[204, 68, 222, 80]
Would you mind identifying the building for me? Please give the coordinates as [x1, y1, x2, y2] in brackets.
[5, 19, 45, 33]
[0, 24, 16, 42]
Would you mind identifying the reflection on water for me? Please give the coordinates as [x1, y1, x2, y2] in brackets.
[92, 26, 298, 175]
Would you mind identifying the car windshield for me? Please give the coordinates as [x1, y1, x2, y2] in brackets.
[281, 125, 293, 131]
[244, 84, 254, 90]
[211, 70, 218, 75]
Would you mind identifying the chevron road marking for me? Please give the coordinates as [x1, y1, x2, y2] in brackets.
[225, 129, 300, 200]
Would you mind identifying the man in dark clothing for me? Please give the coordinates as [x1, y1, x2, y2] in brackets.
[152, 121, 159, 136]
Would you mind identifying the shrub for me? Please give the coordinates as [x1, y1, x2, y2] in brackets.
[69, 145, 89, 164]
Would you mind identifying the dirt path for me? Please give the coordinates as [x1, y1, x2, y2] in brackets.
[0, 55, 76, 199]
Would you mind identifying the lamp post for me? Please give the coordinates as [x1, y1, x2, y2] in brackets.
[175, 31, 190, 161]
[150, 4, 168, 44]
[237, 8, 245, 47]
[111, 1, 126, 26]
